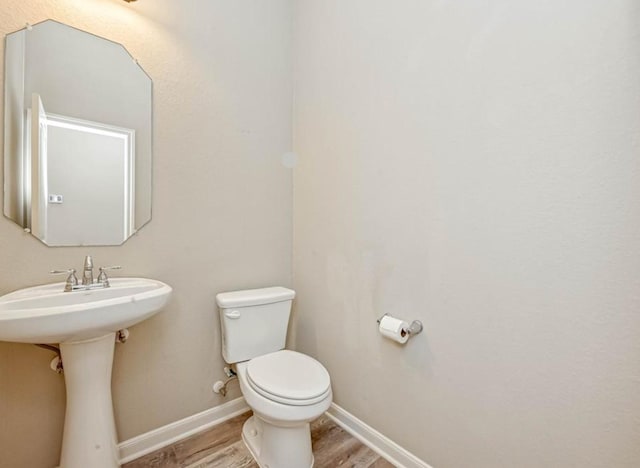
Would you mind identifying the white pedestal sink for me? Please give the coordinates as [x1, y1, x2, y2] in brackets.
[0, 278, 172, 468]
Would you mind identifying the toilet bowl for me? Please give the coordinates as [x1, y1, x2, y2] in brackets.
[236, 350, 332, 468]
[216, 287, 332, 468]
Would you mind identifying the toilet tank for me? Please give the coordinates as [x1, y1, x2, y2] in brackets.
[216, 287, 295, 364]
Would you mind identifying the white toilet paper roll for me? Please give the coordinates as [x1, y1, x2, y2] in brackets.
[378, 315, 410, 344]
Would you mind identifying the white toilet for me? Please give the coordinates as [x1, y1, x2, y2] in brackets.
[216, 287, 332, 468]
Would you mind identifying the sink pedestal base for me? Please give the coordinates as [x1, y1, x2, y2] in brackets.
[59, 333, 120, 468]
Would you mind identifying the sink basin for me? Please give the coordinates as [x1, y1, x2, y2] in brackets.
[0, 277, 172, 343]
[0, 277, 172, 468]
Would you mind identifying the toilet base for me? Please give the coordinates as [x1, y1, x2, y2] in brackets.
[242, 415, 314, 468]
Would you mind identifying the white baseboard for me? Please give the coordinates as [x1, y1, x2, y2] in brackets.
[326, 403, 432, 468]
[118, 397, 249, 464]
[118, 397, 430, 468]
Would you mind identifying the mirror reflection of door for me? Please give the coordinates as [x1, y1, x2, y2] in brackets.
[29, 94, 135, 246]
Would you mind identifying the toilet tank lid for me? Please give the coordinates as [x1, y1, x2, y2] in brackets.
[216, 287, 295, 308]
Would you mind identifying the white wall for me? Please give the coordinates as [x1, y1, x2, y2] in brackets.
[0, 1, 292, 467]
[292, 1, 640, 467]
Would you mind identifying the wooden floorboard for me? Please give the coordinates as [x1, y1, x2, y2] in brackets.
[123, 411, 395, 468]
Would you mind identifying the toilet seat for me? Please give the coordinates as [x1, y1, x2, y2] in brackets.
[247, 350, 331, 406]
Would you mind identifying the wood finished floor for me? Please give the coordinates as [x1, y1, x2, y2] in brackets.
[123, 411, 395, 468]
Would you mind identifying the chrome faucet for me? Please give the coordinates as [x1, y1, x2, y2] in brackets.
[51, 256, 121, 292]
[82, 255, 94, 285]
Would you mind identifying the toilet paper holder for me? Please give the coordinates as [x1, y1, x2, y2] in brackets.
[376, 314, 423, 339]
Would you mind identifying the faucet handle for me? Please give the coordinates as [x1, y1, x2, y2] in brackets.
[50, 268, 77, 277]
[97, 266, 122, 287]
[50, 269, 79, 292]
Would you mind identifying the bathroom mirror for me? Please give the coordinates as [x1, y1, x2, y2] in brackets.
[3, 20, 152, 246]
